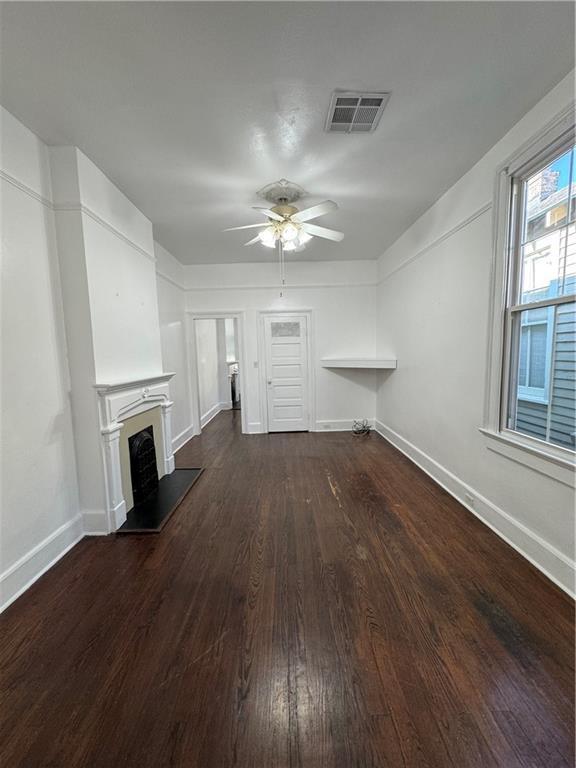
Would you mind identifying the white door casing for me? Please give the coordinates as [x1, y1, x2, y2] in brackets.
[264, 314, 310, 432]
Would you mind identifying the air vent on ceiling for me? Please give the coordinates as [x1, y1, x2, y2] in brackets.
[325, 91, 390, 133]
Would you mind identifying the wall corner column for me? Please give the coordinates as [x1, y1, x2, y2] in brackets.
[100, 422, 127, 531]
[161, 400, 176, 473]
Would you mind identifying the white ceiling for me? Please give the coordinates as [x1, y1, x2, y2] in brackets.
[0, 2, 573, 264]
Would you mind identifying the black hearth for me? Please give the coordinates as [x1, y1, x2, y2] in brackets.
[120, 425, 203, 534]
[117, 468, 203, 534]
[129, 426, 159, 505]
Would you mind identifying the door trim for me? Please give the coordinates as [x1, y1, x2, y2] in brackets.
[186, 310, 249, 436]
[258, 310, 315, 433]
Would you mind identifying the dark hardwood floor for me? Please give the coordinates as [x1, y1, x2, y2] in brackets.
[1, 410, 573, 767]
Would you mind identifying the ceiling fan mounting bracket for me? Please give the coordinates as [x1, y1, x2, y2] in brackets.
[257, 178, 307, 205]
[271, 203, 298, 218]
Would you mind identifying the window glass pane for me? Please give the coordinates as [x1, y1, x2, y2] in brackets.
[517, 316, 550, 394]
[528, 325, 546, 388]
[271, 321, 300, 338]
[548, 301, 575, 449]
[524, 149, 572, 241]
[520, 226, 565, 302]
[569, 149, 575, 222]
[562, 223, 576, 296]
[512, 302, 576, 450]
[224, 318, 236, 362]
[520, 145, 576, 303]
[524, 306, 548, 323]
[518, 327, 528, 386]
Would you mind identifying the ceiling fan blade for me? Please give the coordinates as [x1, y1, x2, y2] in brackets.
[224, 222, 268, 231]
[300, 222, 344, 242]
[252, 206, 285, 222]
[292, 200, 338, 223]
[244, 234, 261, 246]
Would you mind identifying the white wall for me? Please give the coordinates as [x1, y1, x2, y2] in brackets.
[181, 261, 379, 433]
[0, 107, 82, 610]
[50, 147, 163, 384]
[83, 215, 162, 383]
[50, 146, 167, 533]
[376, 72, 575, 594]
[195, 318, 221, 425]
[155, 242, 194, 451]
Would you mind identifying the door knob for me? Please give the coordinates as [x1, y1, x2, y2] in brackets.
[267, 379, 272, 385]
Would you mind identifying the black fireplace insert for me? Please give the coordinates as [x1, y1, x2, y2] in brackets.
[128, 426, 159, 505]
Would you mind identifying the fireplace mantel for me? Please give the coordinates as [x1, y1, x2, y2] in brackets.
[94, 372, 175, 394]
[94, 372, 176, 531]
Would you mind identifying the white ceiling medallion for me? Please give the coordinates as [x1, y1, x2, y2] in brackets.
[257, 178, 307, 205]
[223, 179, 344, 295]
[325, 90, 391, 133]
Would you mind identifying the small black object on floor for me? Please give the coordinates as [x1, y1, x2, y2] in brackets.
[117, 468, 203, 534]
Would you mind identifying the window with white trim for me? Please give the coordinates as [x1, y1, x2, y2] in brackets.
[503, 139, 576, 451]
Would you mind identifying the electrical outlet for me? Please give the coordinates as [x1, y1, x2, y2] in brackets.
[464, 492, 475, 508]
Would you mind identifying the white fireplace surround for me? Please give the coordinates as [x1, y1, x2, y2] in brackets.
[94, 373, 176, 532]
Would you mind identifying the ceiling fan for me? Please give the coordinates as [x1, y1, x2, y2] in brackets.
[224, 179, 344, 253]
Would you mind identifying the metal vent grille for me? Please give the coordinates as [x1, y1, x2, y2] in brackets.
[326, 91, 390, 133]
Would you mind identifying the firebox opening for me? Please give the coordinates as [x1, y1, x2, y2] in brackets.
[128, 426, 159, 506]
[118, 406, 165, 513]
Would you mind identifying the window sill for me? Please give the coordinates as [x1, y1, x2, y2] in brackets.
[517, 394, 549, 406]
[479, 428, 575, 488]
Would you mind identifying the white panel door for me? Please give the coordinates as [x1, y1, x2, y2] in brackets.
[264, 314, 310, 432]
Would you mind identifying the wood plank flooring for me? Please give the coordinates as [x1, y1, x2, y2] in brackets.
[0, 410, 573, 767]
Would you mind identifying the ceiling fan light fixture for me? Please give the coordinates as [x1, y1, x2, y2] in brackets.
[258, 226, 277, 248]
[281, 221, 299, 242]
[225, 182, 343, 273]
[283, 231, 313, 252]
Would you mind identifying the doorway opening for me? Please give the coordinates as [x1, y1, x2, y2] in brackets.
[189, 312, 248, 435]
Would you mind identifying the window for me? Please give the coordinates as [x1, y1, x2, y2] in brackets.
[224, 318, 237, 363]
[503, 140, 576, 451]
[271, 321, 301, 338]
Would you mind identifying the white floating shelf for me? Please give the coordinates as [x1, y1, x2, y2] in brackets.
[321, 358, 397, 369]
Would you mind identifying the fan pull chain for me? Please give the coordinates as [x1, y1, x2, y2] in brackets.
[278, 239, 286, 297]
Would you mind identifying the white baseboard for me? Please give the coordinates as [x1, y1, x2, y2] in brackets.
[200, 402, 228, 429]
[172, 423, 199, 452]
[113, 499, 127, 530]
[314, 418, 375, 432]
[0, 514, 84, 613]
[82, 509, 109, 536]
[246, 418, 376, 435]
[374, 420, 575, 597]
